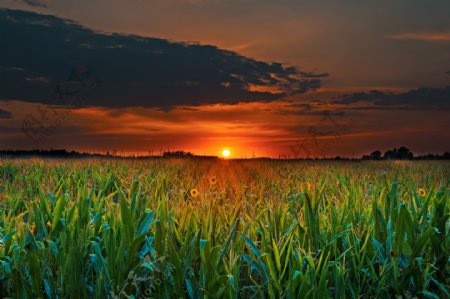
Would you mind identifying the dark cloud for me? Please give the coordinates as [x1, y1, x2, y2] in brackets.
[279, 102, 346, 117]
[334, 86, 450, 110]
[0, 9, 327, 109]
[0, 109, 12, 119]
[16, 0, 47, 7]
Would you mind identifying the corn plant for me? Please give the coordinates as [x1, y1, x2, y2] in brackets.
[0, 159, 448, 298]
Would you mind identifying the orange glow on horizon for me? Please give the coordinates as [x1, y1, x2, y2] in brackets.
[2, 100, 449, 158]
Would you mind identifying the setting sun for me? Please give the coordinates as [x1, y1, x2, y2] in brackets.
[221, 149, 231, 158]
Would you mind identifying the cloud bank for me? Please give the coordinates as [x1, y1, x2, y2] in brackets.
[0, 9, 327, 109]
[334, 86, 450, 110]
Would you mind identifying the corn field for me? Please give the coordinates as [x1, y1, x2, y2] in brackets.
[0, 159, 448, 298]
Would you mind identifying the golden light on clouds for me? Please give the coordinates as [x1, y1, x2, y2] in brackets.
[1, 99, 449, 158]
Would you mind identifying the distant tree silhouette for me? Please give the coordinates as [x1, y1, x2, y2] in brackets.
[369, 150, 382, 160]
[383, 149, 394, 160]
[162, 151, 194, 158]
[398, 146, 414, 159]
[383, 146, 414, 160]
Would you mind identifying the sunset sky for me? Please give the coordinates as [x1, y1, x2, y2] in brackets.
[1, 0, 449, 158]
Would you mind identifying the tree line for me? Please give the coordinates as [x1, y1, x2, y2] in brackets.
[362, 146, 450, 160]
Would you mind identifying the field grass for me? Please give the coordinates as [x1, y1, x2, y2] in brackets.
[0, 159, 448, 298]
